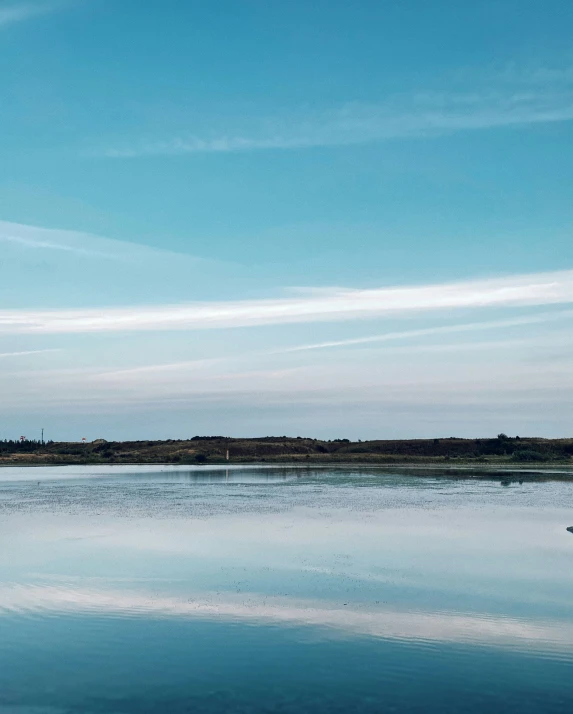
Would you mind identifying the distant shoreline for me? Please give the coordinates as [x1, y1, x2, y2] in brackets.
[2, 435, 573, 470]
[2, 458, 573, 469]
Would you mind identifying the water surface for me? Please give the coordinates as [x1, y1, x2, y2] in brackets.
[1, 465, 572, 713]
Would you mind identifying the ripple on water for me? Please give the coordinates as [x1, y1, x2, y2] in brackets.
[1, 466, 573, 712]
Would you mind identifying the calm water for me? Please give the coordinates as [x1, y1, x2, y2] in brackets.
[1, 465, 573, 713]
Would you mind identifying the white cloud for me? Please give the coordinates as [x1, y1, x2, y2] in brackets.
[0, 219, 232, 272]
[0, 220, 171, 262]
[74, 319, 560, 383]
[0, 348, 60, 358]
[277, 310, 573, 353]
[102, 77, 573, 157]
[0, 1, 65, 28]
[1, 269, 573, 334]
[0, 231, 118, 259]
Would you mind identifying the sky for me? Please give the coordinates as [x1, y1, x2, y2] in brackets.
[1, 0, 573, 441]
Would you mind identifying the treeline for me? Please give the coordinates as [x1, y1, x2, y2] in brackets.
[0, 434, 572, 465]
[0, 439, 54, 453]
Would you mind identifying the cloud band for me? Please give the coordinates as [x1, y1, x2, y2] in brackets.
[1, 270, 573, 334]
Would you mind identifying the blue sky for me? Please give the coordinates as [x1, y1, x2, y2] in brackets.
[1, 0, 573, 440]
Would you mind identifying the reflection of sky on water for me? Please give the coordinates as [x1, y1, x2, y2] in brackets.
[3, 584, 573, 656]
[0, 463, 306, 483]
[1, 466, 573, 711]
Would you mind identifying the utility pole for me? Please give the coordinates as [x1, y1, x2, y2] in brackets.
[41, 428, 44, 445]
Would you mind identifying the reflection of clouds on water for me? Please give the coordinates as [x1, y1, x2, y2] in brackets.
[1, 583, 573, 657]
[2, 472, 573, 674]
[2, 495, 573, 619]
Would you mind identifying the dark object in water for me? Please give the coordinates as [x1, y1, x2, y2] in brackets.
[567, 527, 573, 534]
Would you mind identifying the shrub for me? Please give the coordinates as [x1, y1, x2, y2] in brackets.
[511, 449, 549, 462]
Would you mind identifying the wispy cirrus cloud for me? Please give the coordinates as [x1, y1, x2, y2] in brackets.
[0, 220, 211, 264]
[0, 348, 60, 358]
[277, 310, 573, 354]
[75, 312, 573, 384]
[101, 71, 573, 157]
[0, 231, 119, 259]
[0, 1, 68, 28]
[1, 269, 573, 334]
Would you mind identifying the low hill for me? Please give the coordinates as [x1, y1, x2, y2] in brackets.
[1, 434, 573, 466]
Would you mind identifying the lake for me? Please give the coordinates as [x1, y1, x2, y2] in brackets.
[1, 465, 572, 713]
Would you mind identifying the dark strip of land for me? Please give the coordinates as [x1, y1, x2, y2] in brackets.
[1, 434, 573, 466]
